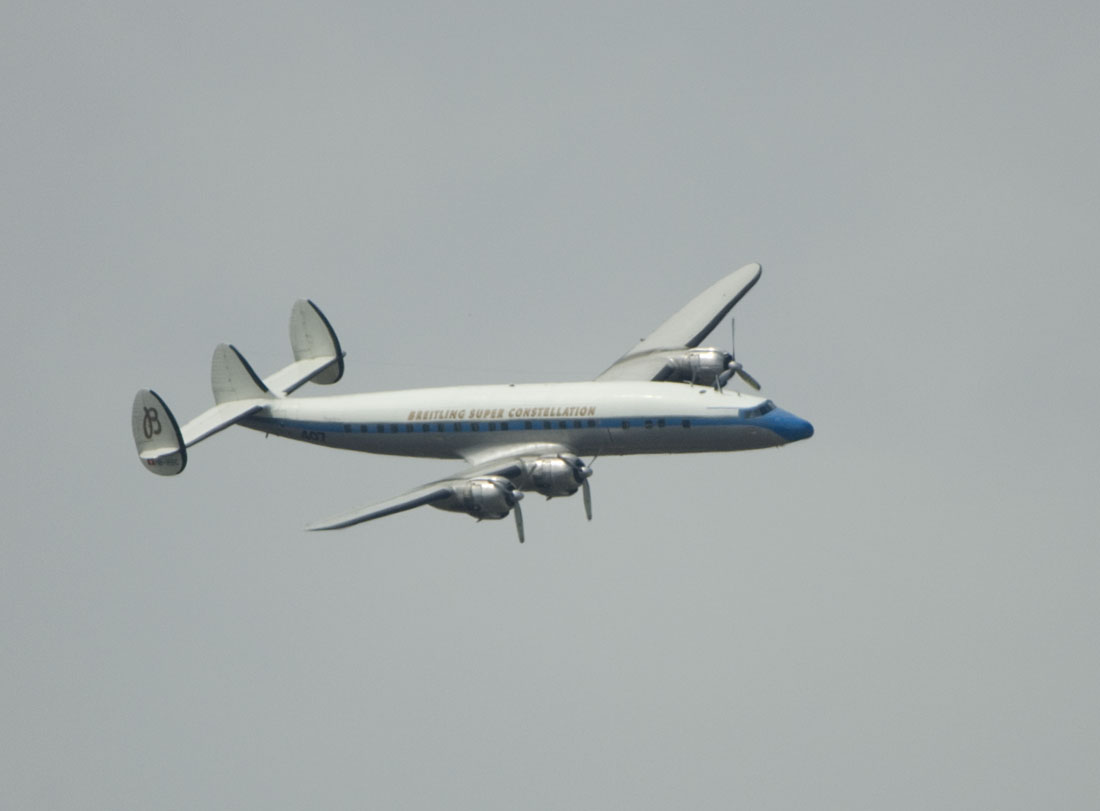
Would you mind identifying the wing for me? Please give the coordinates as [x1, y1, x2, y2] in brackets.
[596, 263, 761, 382]
[305, 444, 565, 533]
[306, 485, 456, 531]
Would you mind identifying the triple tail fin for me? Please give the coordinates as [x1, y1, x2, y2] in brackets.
[131, 300, 344, 475]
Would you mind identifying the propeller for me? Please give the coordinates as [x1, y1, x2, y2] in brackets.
[489, 478, 525, 543]
[513, 497, 525, 544]
[560, 454, 596, 521]
[716, 318, 762, 392]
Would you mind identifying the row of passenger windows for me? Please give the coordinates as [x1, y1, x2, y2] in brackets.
[620, 418, 692, 429]
[337, 409, 775, 434]
[339, 418, 697, 434]
[351, 419, 602, 434]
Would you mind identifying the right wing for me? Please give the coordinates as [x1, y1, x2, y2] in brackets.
[596, 263, 761, 382]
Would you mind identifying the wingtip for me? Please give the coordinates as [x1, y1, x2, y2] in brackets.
[740, 261, 763, 280]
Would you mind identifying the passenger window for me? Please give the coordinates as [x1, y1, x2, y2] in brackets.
[587, 419, 596, 428]
[657, 419, 666, 428]
[681, 419, 691, 428]
[525, 421, 533, 430]
[622, 420, 630, 430]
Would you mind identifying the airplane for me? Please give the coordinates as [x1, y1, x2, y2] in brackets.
[131, 263, 813, 542]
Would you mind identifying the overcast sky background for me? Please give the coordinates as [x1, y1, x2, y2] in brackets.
[4, 2, 1099, 808]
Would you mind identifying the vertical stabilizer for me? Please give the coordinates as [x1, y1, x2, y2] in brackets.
[262, 300, 346, 395]
[211, 344, 274, 404]
[132, 389, 187, 475]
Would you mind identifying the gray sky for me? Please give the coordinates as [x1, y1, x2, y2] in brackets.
[4, 1, 1099, 808]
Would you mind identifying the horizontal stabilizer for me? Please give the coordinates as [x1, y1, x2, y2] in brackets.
[180, 400, 266, 447]
[132, 389, 187, 475]
[264, 356, 340, 398]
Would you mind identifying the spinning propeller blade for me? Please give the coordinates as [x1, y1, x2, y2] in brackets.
[514, 499, 525, 543]
[717, 318, 762, 391]
[489, 478, 526, 543]
[565, 454, 595, 521]
[737, 367, 761, 390]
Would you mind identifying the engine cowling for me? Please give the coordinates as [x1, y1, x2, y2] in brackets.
[661, 319, 761, 391]
[527, 455, 586, 498]
[432, 476, 522, 520]
[664, 348, 730, 386]
[521, 455, 594, 521]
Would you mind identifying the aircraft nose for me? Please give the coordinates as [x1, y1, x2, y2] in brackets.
[768, 408, 815, 443]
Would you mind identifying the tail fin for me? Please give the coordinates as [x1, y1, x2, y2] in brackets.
[132, 349, 270, 474]
[289, 299, 344, 386]
[132, 389, 187, 475]
[132, 299, 345, 475]
[264, 299, 345, 395]
[212, 343, 274, 404]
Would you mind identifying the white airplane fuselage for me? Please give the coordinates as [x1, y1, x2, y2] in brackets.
[242, 381, 814, 460]
[131, 264, 814, 536]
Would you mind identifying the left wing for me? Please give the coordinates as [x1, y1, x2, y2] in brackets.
[306, 485, 458, 531]
[596, 263, 761, 382]
[306, 446, 571, 540]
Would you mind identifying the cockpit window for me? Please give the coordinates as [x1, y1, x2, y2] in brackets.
[740, 400, 776, 419]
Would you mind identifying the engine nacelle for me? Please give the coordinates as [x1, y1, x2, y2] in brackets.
[664, 347, 730, 386]
[527, 455, 584, 498]
[431, 476, 521, 520]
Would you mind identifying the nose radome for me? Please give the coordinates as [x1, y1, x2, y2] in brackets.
[771, 409, 814, 443]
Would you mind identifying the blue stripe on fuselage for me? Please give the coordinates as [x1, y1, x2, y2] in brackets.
[244, 410, 812, 442]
